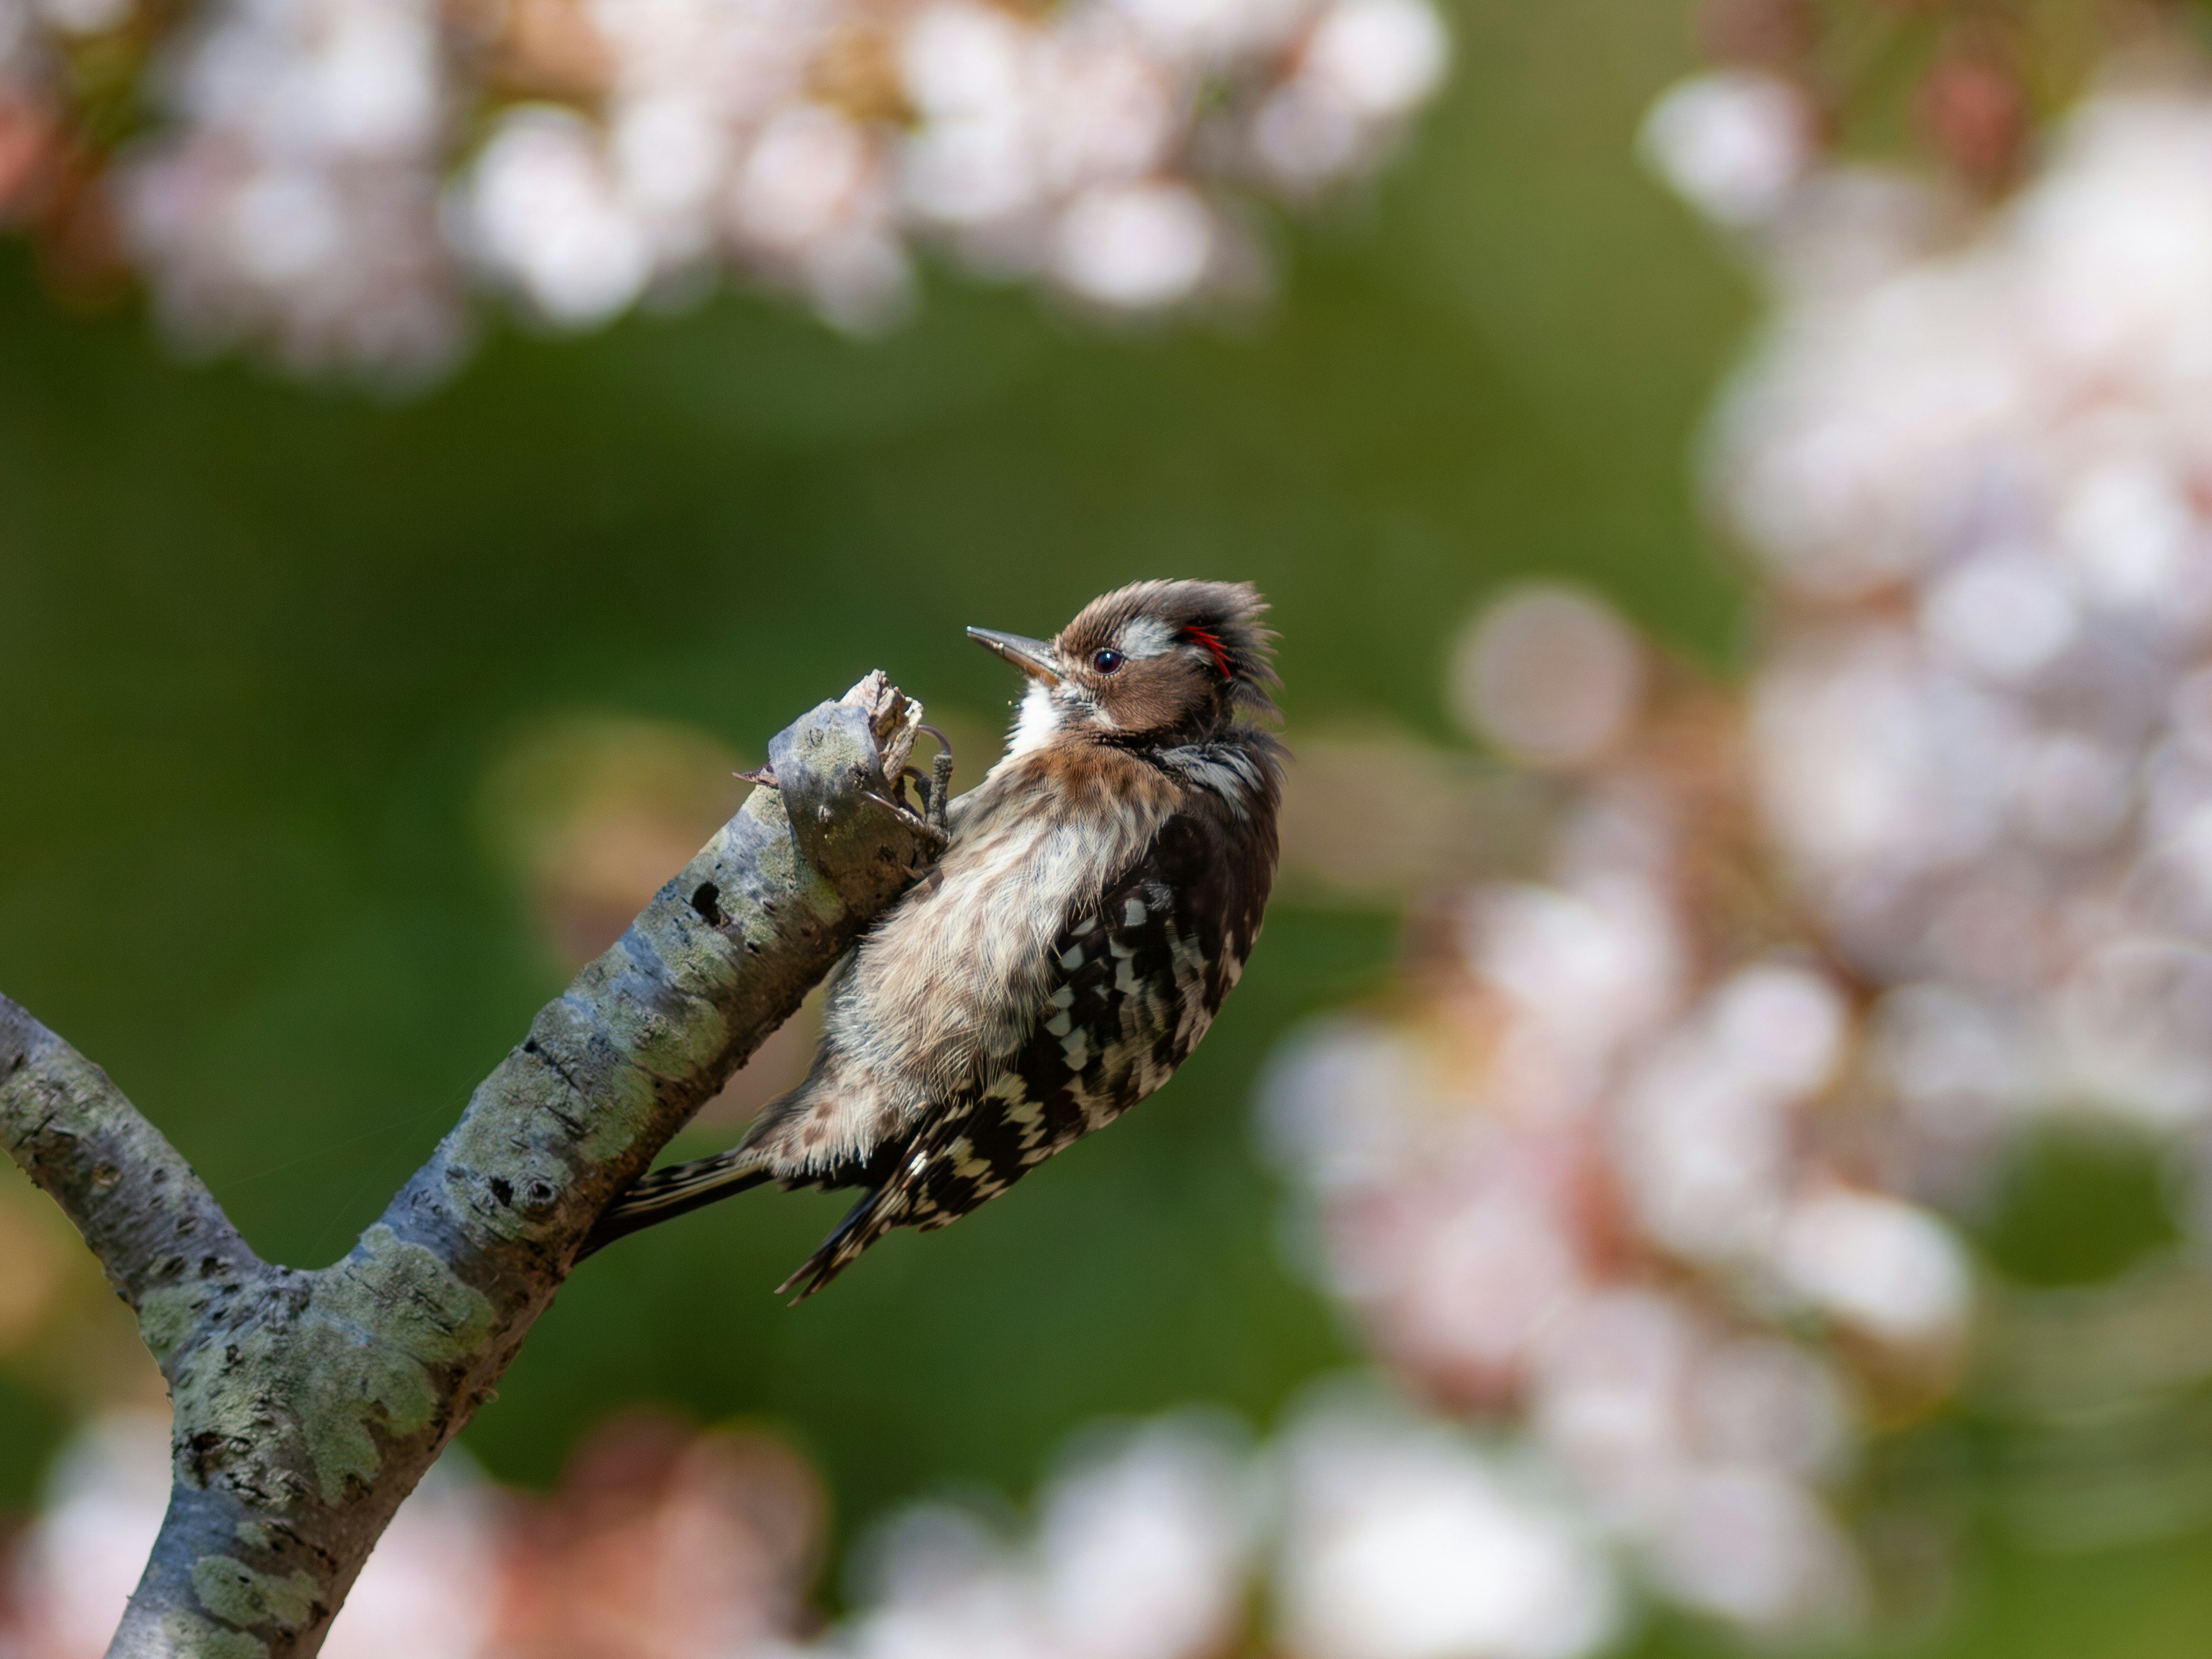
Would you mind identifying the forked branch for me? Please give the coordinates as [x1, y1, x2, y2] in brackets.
[0, 674, 940, 1659]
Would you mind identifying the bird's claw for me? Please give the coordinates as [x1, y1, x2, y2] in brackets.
[734, 764, 779, 787]
[864, 790, 952, 850]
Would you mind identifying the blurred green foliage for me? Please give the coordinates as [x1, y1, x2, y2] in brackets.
[1974, 1123, 2189, 1290]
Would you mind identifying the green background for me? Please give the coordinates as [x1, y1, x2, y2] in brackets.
[18, 1, 2212, 1653]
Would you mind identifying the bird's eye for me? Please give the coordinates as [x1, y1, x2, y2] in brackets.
[1092, 649, 1124, 674]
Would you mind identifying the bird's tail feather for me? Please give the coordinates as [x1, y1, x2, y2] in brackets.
[777, 1181, 905, 1302]
[579, 1146, 775, 1257]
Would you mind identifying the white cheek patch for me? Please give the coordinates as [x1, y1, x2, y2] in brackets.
[1005, 680, 1060, 759]
[1116, 616, 1177, 658]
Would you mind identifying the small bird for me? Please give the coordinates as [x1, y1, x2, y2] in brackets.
[588, 579, 1284, 1297]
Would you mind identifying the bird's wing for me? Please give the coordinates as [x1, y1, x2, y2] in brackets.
[779, 805, 1271, 1300]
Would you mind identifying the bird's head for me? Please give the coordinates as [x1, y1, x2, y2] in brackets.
[970, 579, 1278, 755]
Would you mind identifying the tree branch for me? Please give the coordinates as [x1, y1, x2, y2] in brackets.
[0, 1005, 260, 1313]
[0, 675, 940, 1659]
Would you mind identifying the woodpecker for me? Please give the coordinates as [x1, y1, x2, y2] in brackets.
[588, 579, 1283, 1297]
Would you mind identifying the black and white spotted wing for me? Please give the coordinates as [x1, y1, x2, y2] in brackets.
[779, 808, 1271, 1300]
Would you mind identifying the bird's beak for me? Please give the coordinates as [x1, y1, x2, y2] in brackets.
[967, 627, 1062, 685]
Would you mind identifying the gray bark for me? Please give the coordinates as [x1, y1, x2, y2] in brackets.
[0, 676, 941, 1659]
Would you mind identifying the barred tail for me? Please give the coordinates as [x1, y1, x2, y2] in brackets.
[579, 1146, 775, 1257]
[775, 1180, 904, 1303]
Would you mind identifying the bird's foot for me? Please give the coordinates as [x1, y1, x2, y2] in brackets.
[914, 724, 955, 834]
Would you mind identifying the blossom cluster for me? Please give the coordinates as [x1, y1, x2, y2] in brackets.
[3, 0, 1448, 380]
[0, 1401, 1619, 1659]
[1262, 587, 1969, 1642]
[1257, 52, 2212, 1649]
[1649, 69, 2212, 1176]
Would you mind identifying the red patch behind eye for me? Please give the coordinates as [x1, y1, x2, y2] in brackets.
[1181, 626, 1234, 679]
